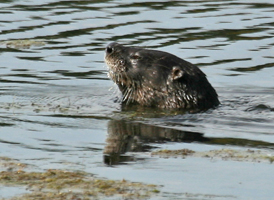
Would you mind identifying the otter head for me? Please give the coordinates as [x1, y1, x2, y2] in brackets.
[104, 42, 219, 111]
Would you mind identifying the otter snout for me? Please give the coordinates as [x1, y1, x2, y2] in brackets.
[105, 42, 122, 55]
[105, 43, 114, 54]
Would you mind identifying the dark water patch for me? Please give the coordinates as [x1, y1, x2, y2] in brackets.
[40, 142, 64, 147]
[0, 78, 44, 85]
[248, 3, 274, 9]
[197, 58, 251, 67]
[0, 47, 28, 53]
[186, 7, 219, 14]
[0, 115, 83, 129]
[0, 138, 72, 153]
[76, 147, 103, 152]
[60, 51, 86, 56]
[0, 122, 13, 127]
[0, 21, 70, 36]
[260, 22, 274, 27]
[6, 2, 86, 12]
[11, 69, 29, 72]
[42, 41, 104, 51]
[45, 114, 112, 121]
[28, 19, 155, 43]
[0, 139, 21, 145]
[113, 11, 140, 16]
[60, 20, 154, 38]
[230, 62, 274, 72]
[206, 137, 274, 149]
[104, 154, 140, 166]
[187, 28, 271, 41]
[47, 69, 106, 79]
[106, 89, 274, 144]
[246, 104, 274, 112]
[130, 27, 272, 49]
[103, 119, 274, 165]
[115, 1, 184, 10]
[4, 73, 60, 82]
[0, 11, 12, 15]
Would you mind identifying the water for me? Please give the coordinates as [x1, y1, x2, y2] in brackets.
[0, 0, 274, 199]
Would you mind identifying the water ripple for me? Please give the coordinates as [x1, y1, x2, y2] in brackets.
[0, 1, 274, 198]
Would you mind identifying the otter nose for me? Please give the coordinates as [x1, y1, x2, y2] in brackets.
[105, 42, 120, 54]
[106, 45, 113, 54]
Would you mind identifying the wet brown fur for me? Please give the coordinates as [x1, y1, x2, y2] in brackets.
[105, 42, 219, 111]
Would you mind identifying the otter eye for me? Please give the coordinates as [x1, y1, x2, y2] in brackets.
[130, 54, 141, 60]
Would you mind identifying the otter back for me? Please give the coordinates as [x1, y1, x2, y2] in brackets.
[104, 42, 220, 111]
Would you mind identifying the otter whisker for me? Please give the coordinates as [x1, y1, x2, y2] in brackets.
[123, 87, 131, 102]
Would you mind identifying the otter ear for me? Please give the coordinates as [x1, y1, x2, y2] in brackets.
[171, 66, 184, 81]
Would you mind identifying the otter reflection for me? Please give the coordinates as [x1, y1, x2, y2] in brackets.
[104, 120, 274, 165]
[104, 120, 208, 165]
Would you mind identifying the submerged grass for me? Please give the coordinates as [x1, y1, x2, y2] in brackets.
[0, 158, 160, 200]
[0, 39, 45, 49]
[0, 157, 28, 172]
[152, 148, 274, 163]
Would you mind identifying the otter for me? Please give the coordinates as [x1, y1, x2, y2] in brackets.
[104, 42, 219, 111]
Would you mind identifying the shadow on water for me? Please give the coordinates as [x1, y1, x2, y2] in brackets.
[104, 119, 274, 165]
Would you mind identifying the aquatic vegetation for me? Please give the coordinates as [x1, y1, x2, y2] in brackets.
[151, 149, 195, 158]
[152, 148, 274, 163]
[0, 157, 27, 171]
[0, 39, 45, 49]
[0, 168, 160, 200]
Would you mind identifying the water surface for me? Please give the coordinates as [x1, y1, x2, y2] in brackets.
[0, 0, 274, 199]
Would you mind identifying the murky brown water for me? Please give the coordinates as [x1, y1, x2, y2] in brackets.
[0, 0, 274, 199]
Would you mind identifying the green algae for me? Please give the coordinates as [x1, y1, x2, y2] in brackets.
[152, 148, 274, 163]
[0, 39, 45, 49]
[0, 169, 160, 200]
[0, 156, 160, 199]
[0, 157, 28, 172]
[151, 149, 195, 158]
